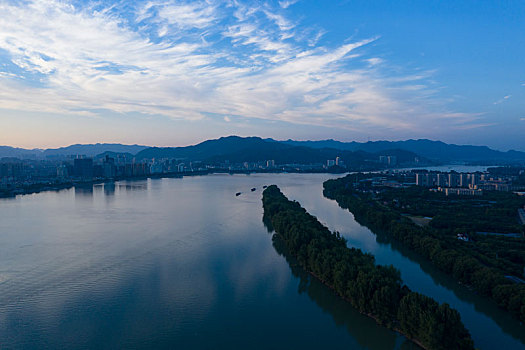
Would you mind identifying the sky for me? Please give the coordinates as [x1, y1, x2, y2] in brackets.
[0, 0, 524, 151]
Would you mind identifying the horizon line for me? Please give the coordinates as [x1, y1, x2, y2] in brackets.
[1, 136, 523, 153]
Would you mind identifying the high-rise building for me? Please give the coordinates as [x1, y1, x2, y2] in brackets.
[416, 173, 428, 186]
[132, 163, 148, 176]
[103, 156, 116, 178]
[448, 173, 459, 187]
[436, 173, 447, 187]
[150, 163, 163, 174]
[379, 155, 397, 166]
[471, 173, 480, 187]
[0, 163, 7, 178]
[57, 164, 69, 178]
[459, 173, 469, 187]
[74, 158, 93, 180]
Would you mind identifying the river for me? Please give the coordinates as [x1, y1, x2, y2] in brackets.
[0, 173, 523, 349]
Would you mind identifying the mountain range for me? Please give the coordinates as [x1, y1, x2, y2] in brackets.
[277, 139, 525, 162]
[0, 143, 148, 158]
[43, 143, 148, 157]
[0, 146, 43, 159]
[134, 136, 421, 165]
[1, 137, 524, 165]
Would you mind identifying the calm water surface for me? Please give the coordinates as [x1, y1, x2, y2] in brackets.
[0, 173, 523, 349]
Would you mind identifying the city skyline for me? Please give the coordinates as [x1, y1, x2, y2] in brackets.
[1, 0, 524, 150]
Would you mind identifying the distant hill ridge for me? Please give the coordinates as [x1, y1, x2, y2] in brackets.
[0, 143, 148, 158]
[44, 143, 148, 157]
[1, 137, 524, 163]
[274, 138, 525, 162]
[134, 136, 421, 165]
[0, 146, 42, 159]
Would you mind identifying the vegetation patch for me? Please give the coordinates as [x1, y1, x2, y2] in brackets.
[323, 173, 525, 323]
[263, 185, 474, 350]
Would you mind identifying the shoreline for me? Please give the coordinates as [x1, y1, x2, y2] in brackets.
[284, 251, 427, 350]
[263, 185, 474, 350]
[0, 168, 349, 199]
[2, 162, 509, 200]
[322, 175, 525, 324]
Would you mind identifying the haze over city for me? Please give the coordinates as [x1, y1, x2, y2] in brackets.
[0, 0, 524, 150]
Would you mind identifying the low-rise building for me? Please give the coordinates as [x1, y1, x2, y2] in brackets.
[437, 187, 483, 196]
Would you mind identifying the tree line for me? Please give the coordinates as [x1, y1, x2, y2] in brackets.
[263, 185, 474, 350]
[323, 174, 525, 324]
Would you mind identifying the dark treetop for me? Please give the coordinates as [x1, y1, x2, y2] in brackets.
[323, 173, 525, 323]
[262, 185, 474, 350]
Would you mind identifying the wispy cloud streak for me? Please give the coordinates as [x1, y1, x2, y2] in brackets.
[0, 0, 478, 134]
[493, 95, 512, 105]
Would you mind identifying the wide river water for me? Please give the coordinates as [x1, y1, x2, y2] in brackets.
[0, 173, 524, 349]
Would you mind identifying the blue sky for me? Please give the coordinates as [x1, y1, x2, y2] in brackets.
[0, 0, 523, 150]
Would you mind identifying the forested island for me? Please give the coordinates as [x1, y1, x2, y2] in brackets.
[262, 185, 474, 350]
[323, 174, 525, 323]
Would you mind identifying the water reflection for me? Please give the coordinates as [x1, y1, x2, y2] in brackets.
[270, 234, 418, 350]
[0, 173, 523, 350]
[117, 182, 148, 192]
[317, 193, 525, 349]
[373, 230, 525, 345]
[103, 182, 115, 196]
[74, 185, 93, 197]
[0, 195, 16, 202]
[262, 212, 274, 233]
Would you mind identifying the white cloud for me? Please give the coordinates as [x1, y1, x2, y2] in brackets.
[0, 0, 480, 135]
[263, 10, 295, 32]
[493, 95, 512, 105]
[152, 2, 218, 29]
[279, 0, 299, 9]
[224, 116, 231, 122]
[307, 29, 326, 47]
[0, 72, 24, 79]
[366, 57, 383, 66]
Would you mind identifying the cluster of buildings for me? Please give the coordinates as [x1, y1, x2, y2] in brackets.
[63, 156, 218, 180]
[366, 176, 410, 188]
[416, 172, 480, 188]
[1, 158, 62, 190]
[1, 154, 316, 192]
[433, 187, 483, 196]
[348, 169, 525, 198]
[0, 155, 206, 191]
[326, 157, 344, 167]
[416, 171, 525, 196]
[379, 155, 397, 166]
[2, 144, 418, 192]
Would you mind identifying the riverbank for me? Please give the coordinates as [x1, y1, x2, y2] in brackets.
[0, 172, 185, 198]
[1, 167, 349, 199]
[271, 233, 427, 349]
[263, 185, 474, 350]
[322, 173, 525, 324]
